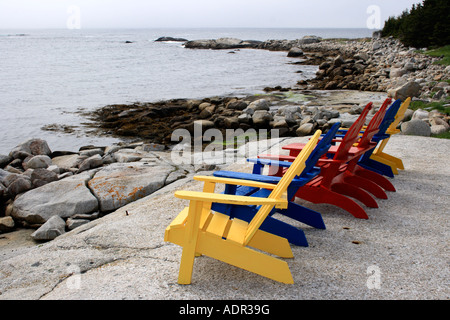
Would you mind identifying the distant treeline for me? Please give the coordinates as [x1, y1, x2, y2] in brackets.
[381, 0, 450, 48]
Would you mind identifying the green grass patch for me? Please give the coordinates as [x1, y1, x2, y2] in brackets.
[410, 99, 450, 115]
[432, 131, 450, 139]
[424, 45, 450, 66]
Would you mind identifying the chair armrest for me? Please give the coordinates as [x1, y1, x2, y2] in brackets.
[193, 175, 277, 190]
[247, 158, 294, 167]
[174, 190, 287, 208]
[213, 170, 282, 184]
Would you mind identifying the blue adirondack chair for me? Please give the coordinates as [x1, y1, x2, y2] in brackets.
[355, 99, 402, 178]
[210, 123, 341, 247]
[330, 99, 402, 178]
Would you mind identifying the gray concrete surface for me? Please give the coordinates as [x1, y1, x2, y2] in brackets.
[0, 134, 448, 300]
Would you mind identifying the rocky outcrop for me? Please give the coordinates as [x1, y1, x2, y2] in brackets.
[0, 139, 192, 240]
[184, 38, 262, 50]
[155, 36, 188, 42]
[299, 37, 449, 99]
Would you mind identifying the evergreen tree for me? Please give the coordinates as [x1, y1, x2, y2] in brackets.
[381, 0, 450, 48]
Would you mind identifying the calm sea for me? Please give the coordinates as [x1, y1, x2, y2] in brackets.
[0, 28, 373, 154]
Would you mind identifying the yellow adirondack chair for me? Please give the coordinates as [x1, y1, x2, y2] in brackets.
[164, 130, 322, 284]
[369, 98, 411, 174]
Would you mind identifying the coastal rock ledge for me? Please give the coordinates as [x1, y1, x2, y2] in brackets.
[0, 138, 199, 241]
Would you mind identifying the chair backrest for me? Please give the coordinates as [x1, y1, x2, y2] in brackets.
[374, 99, 402, 138]
[357, 98, 391, 149]
[333, 102, 373, 161]
[387, 97, 411, 133]
[244, 130, 321, 245]
[299, 122, 341, 178]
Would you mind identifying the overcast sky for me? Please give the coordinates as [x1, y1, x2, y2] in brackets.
[0, 0, 422, 29]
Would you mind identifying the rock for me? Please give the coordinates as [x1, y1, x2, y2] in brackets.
[0, 169, 19, 187]
[87, 162, 174, 212]
[71, 212, 99, 220]
[194, 164, 216, 172]
[30, 168, 58, 188]
[23, 155, 52, 170]
[113, 150, 143, 163]
[79, 148, 104, 157]
[296, 123, 315, 136]
[66, 218, 90, 230]
[372, 41, 382, 51]
[184, 38, 261, 50]
[138, 143, 166, 152]
[0, 155, 12, 168]
[155, 36, 188, 42]
[430, 116, 450, 129]
[236, 113, 250, 124]
[51, 154, 85, 170]
[226, 100, 248, 110]
[247, 99, 270, 111]
[0, 182, 5, 197]
[0, 216, 15, 233]
[11, 173, 99, 224]
[388, 81, 421, 101]
[333, 55, 345, 67]
[431, 125, 449, 135]
[6, 176, 32, 197]
[319, 61, 331, 70]
[287, 47, 304, 57]
[223, 117, 239, 129]
[297, 35, 321, 45]
[31, 215, 66, 241]
[187, 120, 215, 134]
[412, 109, 430, 120]
[324, 81, 338, 90]
[389, 67, 406, 78]
[401, 119, 431, 137]
[9, 138, 51, 158]
[252, 110, 273, 126]
[355, 52, 369, 61]
[77, 154, 104, 172]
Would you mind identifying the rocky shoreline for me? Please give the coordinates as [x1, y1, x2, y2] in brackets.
[1, 35, 450, 242]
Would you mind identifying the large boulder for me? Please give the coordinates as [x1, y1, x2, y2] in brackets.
[287, 47, 304, 57]
[9, 138, 51, 159]
[388, 81, 421, 101]
[10, 172, 98, 225]
[401, 119, 431, 137]
[87, 162, 175, 212]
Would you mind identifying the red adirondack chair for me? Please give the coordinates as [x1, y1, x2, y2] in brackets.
[259, 99, 394, 219]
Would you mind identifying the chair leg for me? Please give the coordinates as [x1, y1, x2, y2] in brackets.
[248, 229, 294, 258]
[178, 244, 197, 285]
[372, 152, 404, 171]
[358, 158, 395, 178]
[354, 165, 396, 192]
[177, 201, 203, 285]
[198, 233, 294, 284]
[343, 172, 388, 199]
[296, 185, 369, 219]
[279, 201, 326, 229]
[259, 216, 309, 247]
[331, 182, 378, 208]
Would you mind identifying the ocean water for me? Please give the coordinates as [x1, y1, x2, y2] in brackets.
[0, 28, 373, 154]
